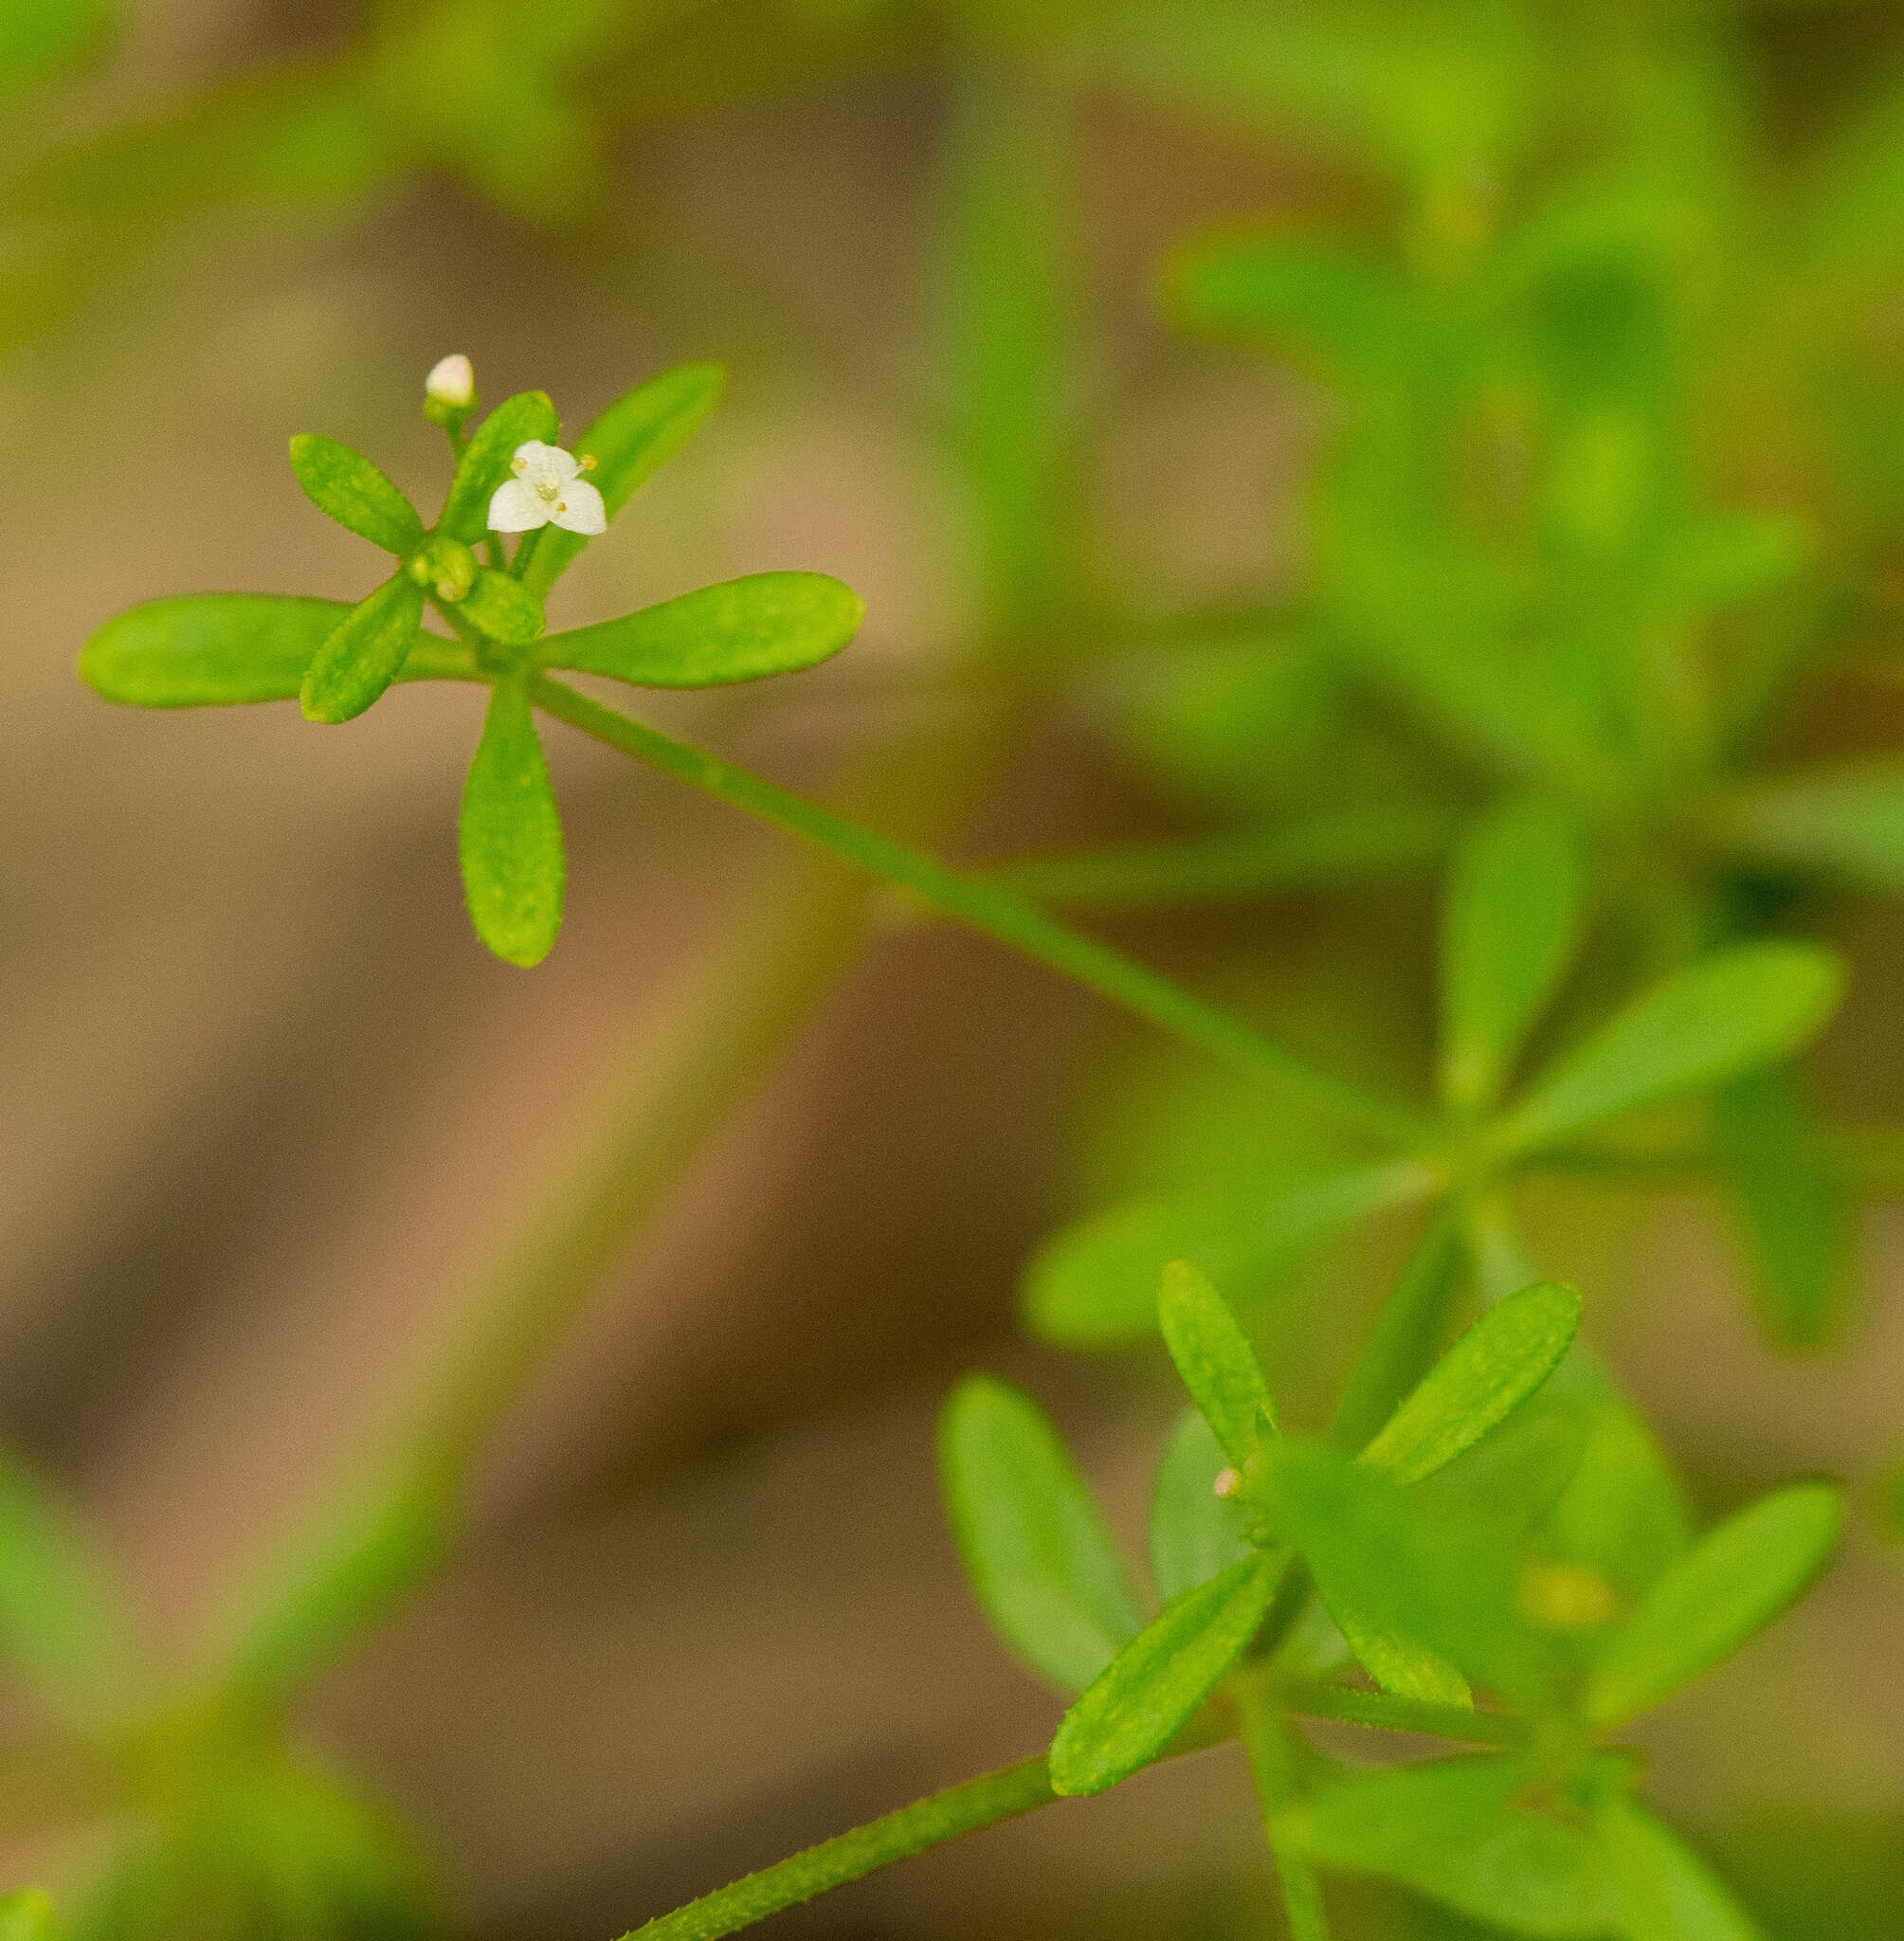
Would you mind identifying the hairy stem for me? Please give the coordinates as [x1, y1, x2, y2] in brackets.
[618, 1755, 1060, 1941]
[1277, 1678, 1524, 1747]
[530, 677, 1428, 1148]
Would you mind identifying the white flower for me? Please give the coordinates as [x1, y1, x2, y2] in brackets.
[488, 440, 606, 535]
[425, 354, 476, 409]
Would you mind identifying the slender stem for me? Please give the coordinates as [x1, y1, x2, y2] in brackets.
[529, 677, 1429, 1149]
[977, 805, 1459, 912]
[1274, 1850, 1333, 1941]
[1238, 1693, 1333, 1941]
[617, 1755, 1060, 1941]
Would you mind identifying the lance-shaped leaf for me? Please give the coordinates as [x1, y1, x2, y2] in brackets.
[1599, 1796, 1766, 1941]
[1293, 1755, 1620, 1939]
[1327, 1596, 1473, 1708]
[1587, 1481, 1841, 1729]
[1150, 1409, 1253, 1604]
[1714, 1070, 1854, 1351]
[459, 680, 565, 968]
[540, 572, 863, 690]
[81, 593, 352, 707]
[1498, 943, 1845, 1155]
[1713, 762, 1904, 895]
[1025, 1161, 1436, 1348]
[517, 363, 725, 597]
[1049, 1550, 1280, 1797]
[1259, 1439, 1554, 1705]
[440, 390, 559, 543]
[0, 1445, 136, 1721]
[299, 573, 426, 723]
[1440, 802, 1586, 1113]
[1359, 1282, 1581, 1487]
[1157, 1260, 1277, 1466]
[937, 1376, 1142, 1695]
[288, 435, 424, 555]
[460, 568, 545, 645]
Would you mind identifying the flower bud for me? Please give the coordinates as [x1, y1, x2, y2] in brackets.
[408, 534, 479, 603]
[424, 354, 477, 424]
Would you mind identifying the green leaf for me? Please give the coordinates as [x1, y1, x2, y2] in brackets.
[1024, 1161, 1435, 1348]
[460, 567, 546, 644]
[1499, 943, 1845, 1154]
[1167, 231, 1418, 386]
[0, 1891, 63, 1941]
[287, 434, 424, 555]
[80, 594, 352, 707]
[1157, 1259, 1277, 1465]
[0, 0, 109, 102]
[1049, 1551, 1279, 1797]
[1324, 1593, 1473, 1708]
[439, 390, 559, 544]
[937, 1376, 1143, 1696]
[1359, 1282, 1581, 1487]
[1714, 763, 1904, 894]
[517, 364, 724, 597]
[1440, 802, 1587, 1113]
[541, 572, 863, 689]
[1149, 1409, 1253, 1604]
[1599, 1797, 1766, 1941]
[1587, 1482, 1842, 1728]
[1714, 1071, 1853, 1351]
[0, 1446, 136, 1721]
[1259, 1439, 1553, 1705]
[1293, 1755, 1619, 1938]
[299, 573, 426, 724]
[1541, 1393, 1691, 1602]
[458, 680, 565, 968]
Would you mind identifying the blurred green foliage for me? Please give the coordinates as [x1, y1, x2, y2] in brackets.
[17, 2, 1904, 1939]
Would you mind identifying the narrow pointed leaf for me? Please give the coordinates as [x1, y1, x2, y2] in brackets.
[460, 568, 545, 644]
[517, 364, 724, 596]
[288, 434, 424, 555]
[1294, 1756, 1620, 1938]
[1157, 1260, 1276, 1466]
[1150, 1409, 1253, 1604]
[459, 680, 565, 967]
[937, 1376, 1143, 1695]
[1714, 1070, 1854, 1351]
[81, 593, 353, 707]
[1050, 1551, 1279, 1796]
[1360, 1282, 1581, 1487]
[440, 390, 559, 543]
[540, 572, 863, 689]
[1025, 1162, 1436, 1348]
[0, 1446, 136, 1721]
[1324, 1592, 1473, 1706]
[1500, 943, 1845, 1154]
[1599, 1797, 1766, 1941]
[1440, 802, 1586, 1113]
[1587, 1482, 1841, 1728]
[299, 573, 426, 723]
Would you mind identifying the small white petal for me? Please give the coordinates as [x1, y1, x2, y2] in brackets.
[426, 354, 475, 408]
[488, 478, 550, 532]
[550, 478, 607, 535]
[512, 440, 579, 489]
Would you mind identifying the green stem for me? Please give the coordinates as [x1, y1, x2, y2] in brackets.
[617, 1755, 1060, 1941]
[528, 677, 1428, 1149]
[1328, 1200, 1464, 1453]
[1238, 1695, 1333, 1941]
[1273, 1849, 1333, 1941]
